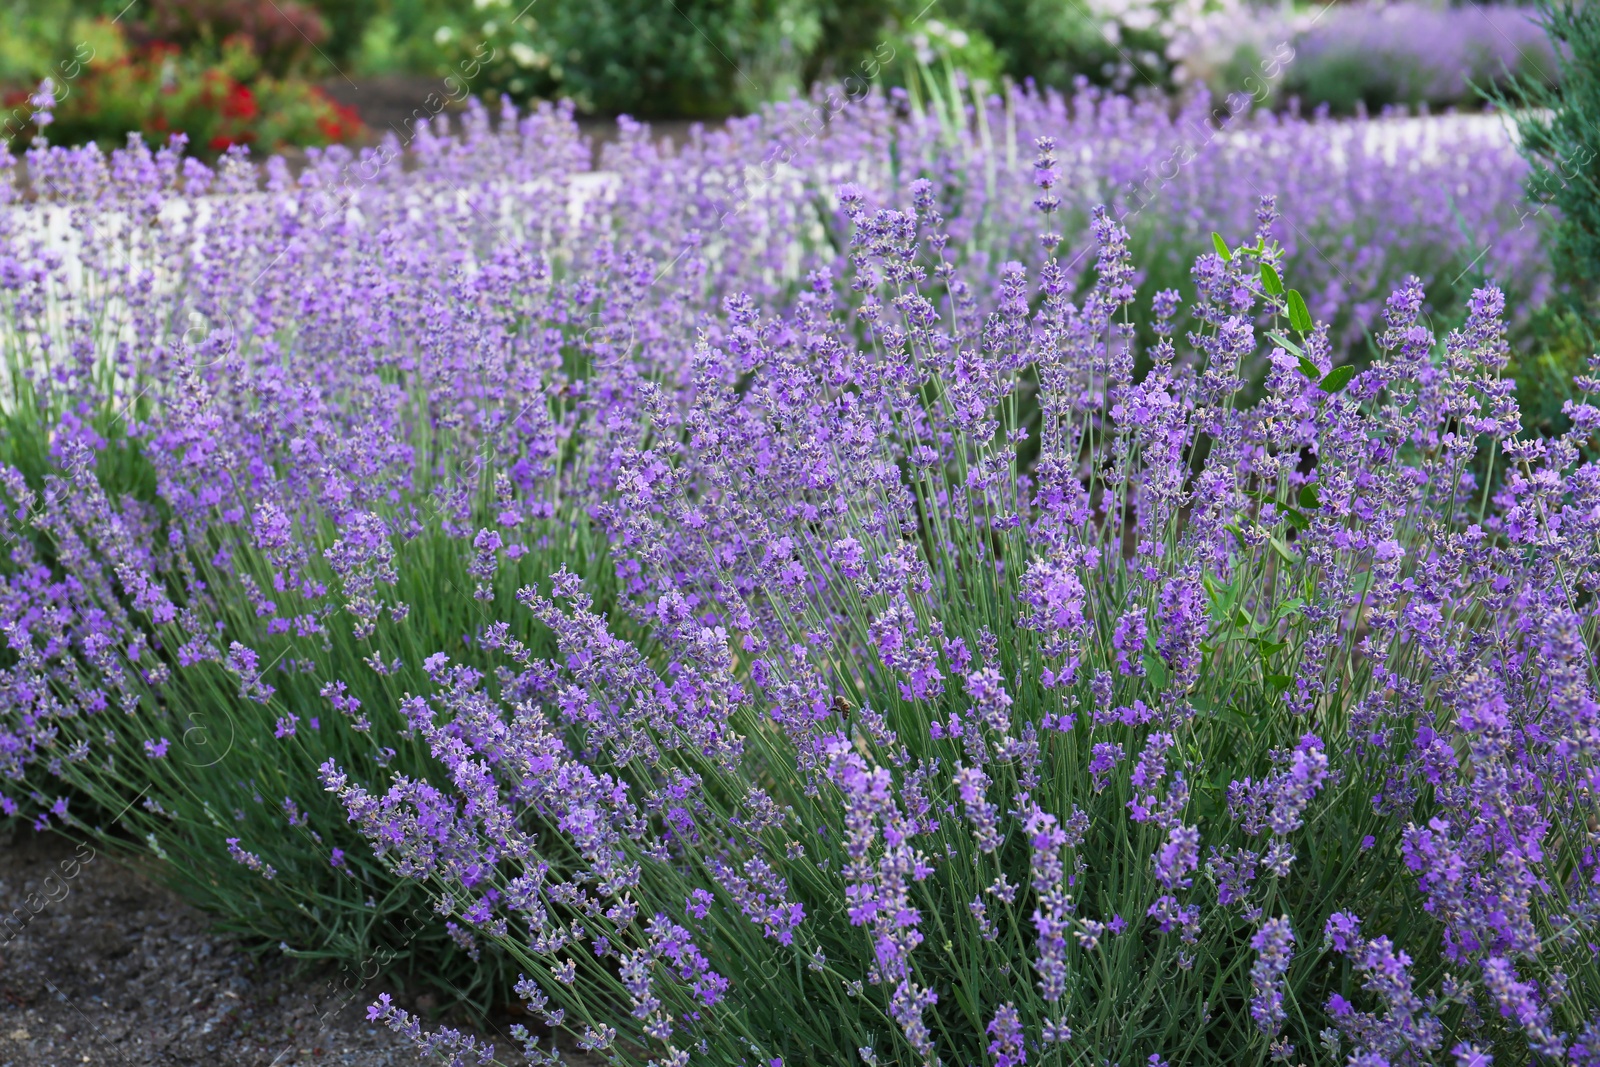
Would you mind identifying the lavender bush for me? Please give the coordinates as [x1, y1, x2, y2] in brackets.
[334, 192, 1600, 1066]
[0, 84, 1592, 1060]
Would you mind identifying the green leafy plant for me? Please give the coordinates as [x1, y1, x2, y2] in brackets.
[938, 0, 1176, 93]
[1500, 0, 1600, 320]
[420, 0, 916, 117]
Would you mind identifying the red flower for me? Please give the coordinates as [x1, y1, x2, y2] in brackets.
[307, 90, 363, 143]
[223, 83, 257, 121]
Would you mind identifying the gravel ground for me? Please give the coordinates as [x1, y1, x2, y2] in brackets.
[0, 830, 527, 1067]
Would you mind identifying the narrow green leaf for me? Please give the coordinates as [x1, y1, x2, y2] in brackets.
[1296, 356, 1322, 382]
[1269, 535, 1300, 566]
[1287, 289, 1312, 332]
[1319, 364, 1357, 393]
[1297, 484, 1321, 510]
[952, 984, 981, 1029]
[1260, 263, 1284, 295]
[1282, 507, 1309, 531]
[1265, 673, 1293, 694]
[1212, 232, 1232, 261]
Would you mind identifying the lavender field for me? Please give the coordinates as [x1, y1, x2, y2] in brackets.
[0, 65, 1597, 1067]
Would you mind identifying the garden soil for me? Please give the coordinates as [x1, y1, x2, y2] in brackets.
[0, 831, 541, 1066]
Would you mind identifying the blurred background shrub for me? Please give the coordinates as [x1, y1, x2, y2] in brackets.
[1175, 1, 1558, 114]
[30, 33, 361, 154]
[135, 0, 335, 76]
[1497, 0, 1600, 440]
[1, 0, 361, 154]
[414, 0, 825, 117]
[939, 0, 1178, 93]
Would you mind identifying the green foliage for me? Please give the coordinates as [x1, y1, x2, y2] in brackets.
[308, 0, 382, 64]
[416, 0, 914, 117]
[1285, 49, 1430, 116]
[0, 0, 125, 87]
[405, 0, 1154, 116]
[1509, 303, 1595, 439]
[938, 0, 1173, 93]
[880, 15, 1004, 91]
[1502, 0, 1600, 315]
[802, 0, 924, 85]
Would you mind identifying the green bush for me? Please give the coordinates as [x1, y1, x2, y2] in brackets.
[308, 0, 382, 64]
[0, 0, 127, 89]
[1495, 0, 1600, 446]
[1503, 0, 1600, 316]
[1507, 303, 1594, 439]
[939, 0, 1174, 93]
[416, 0, 916, 118]
[1283, 49, 1431, 116]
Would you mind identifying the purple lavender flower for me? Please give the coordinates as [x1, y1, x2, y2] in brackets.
[1249, 917, 1295, 1035]
[987, 1003, 1026, 1067]
[954, 765, 1002, 852]
[1154, 825, 1201, 890]
[225, 838, 277, 880]
[1088, 742, 1125, 793]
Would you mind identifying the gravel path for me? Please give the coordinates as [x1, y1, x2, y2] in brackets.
[0, 830, 463, 1067]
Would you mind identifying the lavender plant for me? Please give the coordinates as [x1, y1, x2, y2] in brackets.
[0, 101, 647, 1001]
[0, 84, 1587, 1050]
[329, 170, 1600, 1064]
[600, 81, 1546, 352]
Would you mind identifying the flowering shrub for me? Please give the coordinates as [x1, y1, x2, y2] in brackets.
[325, 187, 1599, 1066]
[136, 0, 334, 77]
[604, 83, 1545, 350]
[0, 101, 600, 999]
[939, 0, 1234, 95]
[0, 86, 1591, 1057]
[5, 23, 361, 156]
